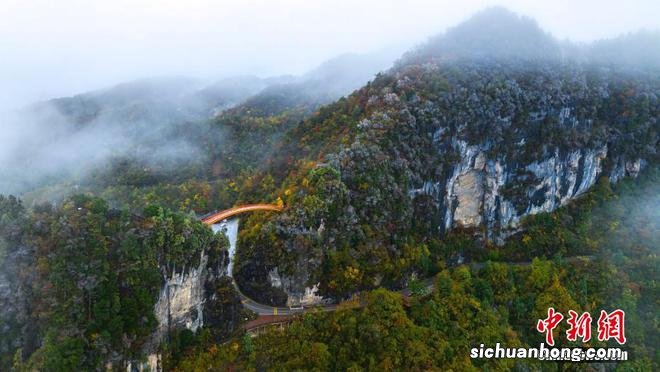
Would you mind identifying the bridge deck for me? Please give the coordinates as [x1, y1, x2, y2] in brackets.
[201, 204, 283, 225]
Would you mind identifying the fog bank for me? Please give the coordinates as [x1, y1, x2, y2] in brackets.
[1, 0, 658, 112]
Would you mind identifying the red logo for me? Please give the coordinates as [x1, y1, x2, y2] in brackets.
[597, 309, 626, 345]
[537, 308, 626, 345]
[536, 307, 563, 346]
[566, 310, 592, 342]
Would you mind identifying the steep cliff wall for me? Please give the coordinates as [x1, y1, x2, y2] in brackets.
[237, 60, 658, 302]
[268, 267, 325, 307]
[416, 139, 645, 243]
[267, 141, 647, 305]
[135, 223, 241, 371]
[150, 220, 241, 348]
[152, 250, 210, 345]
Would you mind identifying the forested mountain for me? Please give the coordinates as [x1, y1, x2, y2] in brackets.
[42, 50, 399, 127]
[1, 50, 396, 201]
[175, 169, 659, 370]
[233, 7, 658, 307]
[236, 57, 657, 302]
[0, 6, 658, 371]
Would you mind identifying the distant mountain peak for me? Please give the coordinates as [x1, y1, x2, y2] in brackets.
[405, 6, 560, 63]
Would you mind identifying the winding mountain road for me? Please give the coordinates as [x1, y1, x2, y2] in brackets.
[201, 204, 333, 316]
[200, 204, 594, 330]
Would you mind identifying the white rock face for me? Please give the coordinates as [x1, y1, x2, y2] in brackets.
[574, 147, 607, 196]
[444, 140, 483, 230]
[133, 251, 211, 372]
[153, 250, 208, 342]
[299, 284, 325, 307]
[453, 170, 484, 227]
[268, 267, 326, 307]
[610, 157, 645, 183]
[523, 146, 607, 215]
[139, 220, 237, 371]
[412, 136, 644, 242]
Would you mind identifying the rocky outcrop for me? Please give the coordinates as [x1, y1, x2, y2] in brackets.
[268, 267, 326, 307]
[609, 157, 646, 183]
[414, 137, 643, 243]
[152, 250, 209, 343]
[150, 220, 238, 348]
[135, 222, 240, 371]
[132, 251, 215, 372]
[443, 145, 486, 229]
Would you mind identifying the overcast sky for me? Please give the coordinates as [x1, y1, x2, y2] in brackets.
[0, 0, 658, 112]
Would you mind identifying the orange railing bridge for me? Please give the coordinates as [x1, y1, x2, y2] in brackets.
[201, 204, 284, 225]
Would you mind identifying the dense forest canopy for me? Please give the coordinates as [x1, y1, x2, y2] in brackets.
[174, 168, 660, 370]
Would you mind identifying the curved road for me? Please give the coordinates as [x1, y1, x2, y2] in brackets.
[234, 281, 337, 316]
[201, 204, 331, 316]
[200, 204, 594, 326]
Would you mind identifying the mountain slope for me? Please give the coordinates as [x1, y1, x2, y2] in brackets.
[2, 50, 398, 203]
[233, 9, 659, 306]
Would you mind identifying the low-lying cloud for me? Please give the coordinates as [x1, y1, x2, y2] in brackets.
[0, 102, 205, 197]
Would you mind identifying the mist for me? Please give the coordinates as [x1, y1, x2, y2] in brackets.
[0, 101, 205, 196]
[1, 0, 659, 112]
[0, 1, 658, 200]
[0, 49, 398, 198]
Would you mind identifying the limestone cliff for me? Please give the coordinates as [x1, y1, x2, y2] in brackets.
[236, 59, 657, 303]
[416, 139, 645, 243]
[133, 223, 241, 371]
